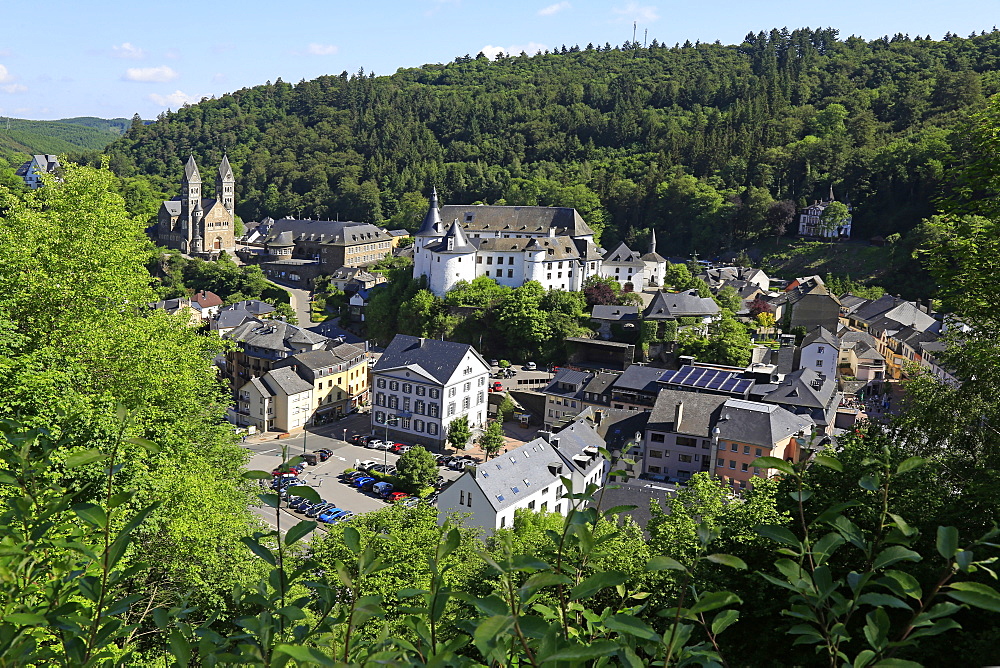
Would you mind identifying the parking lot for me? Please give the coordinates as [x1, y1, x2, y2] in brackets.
[244, 418, 463, 537]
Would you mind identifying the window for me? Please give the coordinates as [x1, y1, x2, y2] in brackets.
[415, 419, 424, 432]
[463, 397, 470, 410]
[547, 273, 551, 280]
[755, 448, 763, 456]
[416, 386, 426, 396]
[678, 454, 692, 463]
[403, 398, 410, 411]
[716, 457, 724, 467]
[478, 376, 485, 387]
[542, 487, 549, 495]
[650, 433, 665, 443]
[430, 388, 440, 399]
[816, 360, 823, 368]
[648, 465, 661, 473]
[477, 391, 484, 404]
[477, 256, 482, 264]
[507, 269, 513, 278]
[403, 383, 412, 394]
[390, 381, 399, 391]
[375, 411, 385, 424]
[818, 346, 825, 354]
[448, 387, 457, 398]
[375, 392, 385, 406]
[730, 443, 738, 451]
[415, 400, 425, 414]
[447, 402, 455, 416]
[741, 462, 749, 471]
[460, 490, 465, 504]
[467, 495, 472, 508]
[487, 256, 493, 265]
[428, 423, 438, 435]
[429, 403, 439, 417]
[743, 445, 750, 454]
[464, 382, 471, 392]
[528, 500, 535, 510]
[377, 378, 386, 388]
[500, 515, 506, 527]
[676, 436, 697, 447]
[649, 450, 662, 458]
[729, 460, 736, 469]
[555, 503, 561, 514]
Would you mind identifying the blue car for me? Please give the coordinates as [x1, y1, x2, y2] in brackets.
[301, 501, 331, 517]
[330, 510, 354, 523]
[289, 496, 315, 511]
[317, 508, 346, 523]
[353, 476, 375, 488]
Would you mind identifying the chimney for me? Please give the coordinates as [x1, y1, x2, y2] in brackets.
[674, 402, 684, 428]
[594, 410, 604, 426]
[551, 437, 560, 449]
[548, 227, 556, 238]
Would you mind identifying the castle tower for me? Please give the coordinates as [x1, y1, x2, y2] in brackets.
[427, 219, 476, 295]
[414, 187, 445, 283]
[217, 155, 235, 214]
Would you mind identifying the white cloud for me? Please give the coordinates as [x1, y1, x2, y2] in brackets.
[307, 43, 339, 56]
[124, 66, 179, 83]
[112, 42, 145, 59]
[1, 84, 27, 94]
[149, 90, 194, 108]
[538, 1, 570, 16]
[612, 1, 659, 22]
[0, 64, 11, 82]
[0, 64, 24, 92]
[479, 42, 548, 60]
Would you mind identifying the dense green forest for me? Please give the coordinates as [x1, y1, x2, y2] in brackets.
[0, 116, 131, 155]
[104, 28, 998, 259]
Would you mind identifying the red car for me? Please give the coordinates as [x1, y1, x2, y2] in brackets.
[388, 492, 409, 502]
[489, 381, 503, 392]
[390, 442, 409, 453]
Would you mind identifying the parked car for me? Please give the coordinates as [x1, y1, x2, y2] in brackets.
[317, 507, 347, 523]
[435, 455, 452, 466]
[350, 434, 369, 446]
[489, 382, 503, 392]
[306, 502, 338, 518]
[353, 476, 376, 488]
[368, 464, 390, 474]
[448, 458, 473, 470]
[489, 359, 499, 367]
[289, 495, 316, 511]
[358, 460, 377, 471]
[300, 500, 329, 515]
[300, 453, 319, 466]
[387, 492, 409, 503]
[389, 442, 409, 453]
[401, 497, 421, 508]
[395, 445, 413, 455]
[373, 481, 394, 497]
[369, 439, 392, 450]
[272, 466, 302, 476]
[330, 511, 354, 523]
[524, 361, 537, 371]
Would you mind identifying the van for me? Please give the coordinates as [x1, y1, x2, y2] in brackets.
[373, 481, 394, 497]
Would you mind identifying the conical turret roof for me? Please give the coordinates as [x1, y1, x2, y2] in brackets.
[218, 154, 233, 180]
[184, 154, 201, 182]
[431, 219, 476, 254]
[415, 187, 444, 237]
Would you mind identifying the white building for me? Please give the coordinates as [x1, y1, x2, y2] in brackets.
[600, 242, 645, 289]
[370, 334, 490, 449]
[413, 190, 604, 297]
[15, 154, 60, 189]
[437, 418, 608, 533]
[797, 326, 840, 373]
[640, 229, 668, 288]
[798, 187, 852, 238]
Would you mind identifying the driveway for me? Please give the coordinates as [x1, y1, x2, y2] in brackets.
[265, 277, 313, 325]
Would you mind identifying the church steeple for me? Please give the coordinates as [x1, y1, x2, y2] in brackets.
[216, 154, 235, 214]
[649, 228, 657, 255]
[181, 154, 202, 220]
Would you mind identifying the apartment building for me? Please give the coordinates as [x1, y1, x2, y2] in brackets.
[370, 335, 490, 449]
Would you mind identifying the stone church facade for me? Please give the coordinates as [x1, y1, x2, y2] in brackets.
[157, 155, 237, 256]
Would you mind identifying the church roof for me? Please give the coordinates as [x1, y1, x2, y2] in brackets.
[184, 155, 201, 182]
[260, 219, 389, 246]
[218, 154, 233, 180]
[416, 187, 445, 238]
[603, 242, 643, 266]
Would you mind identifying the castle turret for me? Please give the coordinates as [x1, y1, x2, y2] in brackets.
[414, 187, 446, 283]
[426, 219, 477, 295]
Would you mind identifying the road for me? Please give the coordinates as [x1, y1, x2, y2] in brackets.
[265, 278, 314, 326]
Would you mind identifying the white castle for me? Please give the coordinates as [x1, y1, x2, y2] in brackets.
[414, 190, 667, 296]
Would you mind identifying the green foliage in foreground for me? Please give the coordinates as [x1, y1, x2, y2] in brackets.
[1, 418, 999, 666]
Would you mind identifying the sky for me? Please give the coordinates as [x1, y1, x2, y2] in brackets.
[0, 0, 996, 120]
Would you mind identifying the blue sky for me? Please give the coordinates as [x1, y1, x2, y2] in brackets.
[0, 0, 995, 120]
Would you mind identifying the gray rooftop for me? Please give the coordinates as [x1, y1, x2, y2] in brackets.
[603, 242, 643, 266]
[801, 326, 840, 349]
[226, 319, 328, 352]
[612, 365, 668, 394]
[591, 305, 639, 321]
[715, 398, 812, 448]
[261, 219, 390, 246]
[643, 290, 721, 320]
[439, 204, 594, 238]
[373, 334, 483, 384]
[475, 235, 582, 260]
[262, 366, 314, 397]
[648, 389, 729, 436]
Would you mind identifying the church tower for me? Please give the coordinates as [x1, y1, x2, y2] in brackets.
[181, 155, 201, 230]
[217, 155, 235, 214]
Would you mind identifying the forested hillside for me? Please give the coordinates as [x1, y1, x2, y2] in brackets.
[0, 116, 131, 155]
[106, 28, 998, 254]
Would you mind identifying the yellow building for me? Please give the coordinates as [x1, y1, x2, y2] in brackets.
[276, 342, 369, 423]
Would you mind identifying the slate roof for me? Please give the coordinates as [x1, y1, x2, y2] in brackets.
[838, 294, 870, 315]
[160, 198, 221, 217]
[801, 326, 840, 349]
[183, 155, 201, 181]
[591, 305, 639, 321]
[226, 320, 328, 352]
[582, 372, 619, 398]
[641, 251, 667, 262]
[840, 331, 884, 361]
[260, 219, 390, 246]
[226, 300, 276, 316]
[476, 235, 582, 260]
[439, 204, 594, 238]
[16, 154, 60, 177]
[612, 365, 668, 394]
[574, 238, 604, 261]
[643, 290, 720, 319]
[212, 311, 260, 331]
[282, 343, 366, 371]
[427, 220, 477, 254]
[603, 242, 643, 266]
[373, 334, 484, 384]
[148, 298, 194, 314]
[542, 369, 594, 398]
[262, 367, 313, 396]
[218, 154, 233, 180]
[647, 389, 729, 436]
[416, 187, 445, 237]
[716, 399, 812, 448]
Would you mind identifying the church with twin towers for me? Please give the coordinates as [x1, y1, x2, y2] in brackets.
[413, 189, 667, 297]
[157, 155, 237, 257]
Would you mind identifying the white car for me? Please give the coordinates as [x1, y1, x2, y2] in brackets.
[368, 439, 391, 450]
[524, 361, 537, 371]
[358, 460, 377, 471]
